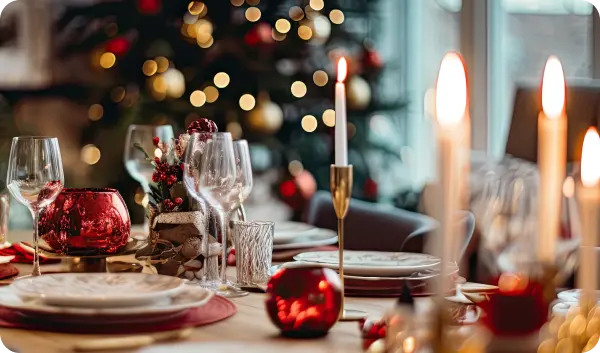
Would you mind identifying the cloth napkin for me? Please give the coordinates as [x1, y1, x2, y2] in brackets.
[0, 243, 59, 264]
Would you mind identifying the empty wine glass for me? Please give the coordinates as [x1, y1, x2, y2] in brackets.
[6, 137, 64, 276]
[124, 125, 174, 230]
[183, 132, 220, 290]
[199, 134, 251, 298]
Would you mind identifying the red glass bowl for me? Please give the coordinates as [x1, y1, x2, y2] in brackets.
[39, 188, 131, 255]
[266, 266, 342, 337]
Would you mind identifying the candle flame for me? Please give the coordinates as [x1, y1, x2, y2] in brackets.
[541, 56, 566, 119]
[581, 127, 600, 188]
[435, 52, 467, 127]
[337, 57, 347, 83]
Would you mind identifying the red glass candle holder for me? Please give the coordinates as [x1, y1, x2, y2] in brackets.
[266, 266, 342, 338]
[39, 188, 131, 255]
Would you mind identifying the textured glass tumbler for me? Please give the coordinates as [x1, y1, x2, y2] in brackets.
[232, 221, 274, 287]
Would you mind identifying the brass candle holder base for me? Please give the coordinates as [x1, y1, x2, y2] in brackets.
[331, 165, 367, 322]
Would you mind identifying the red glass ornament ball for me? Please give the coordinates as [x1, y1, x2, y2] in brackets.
[106, 37, 130, 56]
[266, 266, 342, 338]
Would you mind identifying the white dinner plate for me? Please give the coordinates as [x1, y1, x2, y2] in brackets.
[293, 250, 440, 276]
[11, 273, 185, 308]
[0, 285, 212, 319]
[273, 229, 337, 250]
[274, 222, 316, 244]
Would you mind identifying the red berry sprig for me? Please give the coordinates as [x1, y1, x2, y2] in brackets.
[359, 319, 387, 351]
[153, 136, 160, 146]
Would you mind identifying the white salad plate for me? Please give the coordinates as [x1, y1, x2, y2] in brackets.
[0, 285, 212, 322]
[11, 273, 185, 308]
[273, 228, 337, 250]
[293, 251, 441, 276]
[273, 222, 316, 244]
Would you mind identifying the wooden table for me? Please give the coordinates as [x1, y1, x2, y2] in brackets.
[0, 263, 394, 353]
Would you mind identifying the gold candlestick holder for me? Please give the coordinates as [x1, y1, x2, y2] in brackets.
[330, 165, 368, 322]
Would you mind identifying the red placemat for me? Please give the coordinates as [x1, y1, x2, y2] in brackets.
[0, 295, 236, 334]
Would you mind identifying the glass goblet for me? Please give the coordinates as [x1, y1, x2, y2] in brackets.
[6, 137, 64, 276]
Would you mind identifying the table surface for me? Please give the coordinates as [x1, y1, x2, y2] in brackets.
[0, 227, 395, 353]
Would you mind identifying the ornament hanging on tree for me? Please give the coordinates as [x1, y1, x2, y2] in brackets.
[347, 76, 372, 110]
[247, 93, 284, 135]
[106, 37, 131, 56]
[363, 178, 378, 201]
[278, 170, 317, 211]
[245, 23, 274, 46]
[137, 0, 161, 14]
[362, 43, 383, 71]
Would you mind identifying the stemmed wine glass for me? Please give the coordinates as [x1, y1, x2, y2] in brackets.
[124, 125, 174, 230]
[183, 132, 220, 290]
[6, 137, 64, 276]
[200, 135, 253, 298]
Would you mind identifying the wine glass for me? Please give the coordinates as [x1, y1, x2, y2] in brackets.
[6, 137, 64, 276]
[124, 125, 174, 230]
[199, 134, 251, 298]
[183, 132, 220, 290]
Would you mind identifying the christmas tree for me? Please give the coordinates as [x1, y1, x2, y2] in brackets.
[2, 0, 406, 219]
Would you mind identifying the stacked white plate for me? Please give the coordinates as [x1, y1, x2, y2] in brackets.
[285, 250, 458, 297]
[0, 273, 213, 324]
[273, 221, 338, 250]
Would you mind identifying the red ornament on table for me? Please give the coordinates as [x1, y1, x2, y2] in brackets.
[266, 266, 342, 338]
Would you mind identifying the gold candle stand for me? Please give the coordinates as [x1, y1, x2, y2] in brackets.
[330, 165, 367, 322]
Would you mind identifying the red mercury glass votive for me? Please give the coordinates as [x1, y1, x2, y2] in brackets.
[479, 273, 550, 336]
[39, 188, 131, 255]
[266, 266, 342, 338]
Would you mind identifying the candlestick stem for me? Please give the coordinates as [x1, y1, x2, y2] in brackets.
[330, 165, 367, 322]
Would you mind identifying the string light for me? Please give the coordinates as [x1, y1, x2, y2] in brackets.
[322, 109, 335, 127]
[313, 70, 328, 86]
[190, 90, 207, 107]
[111, 87, 126, 102]
[88, 104, 104, 121]
[188, 1, 206, 15]
[239, 94, 256, 111]
[143, 60, 158, 76]
[309, 0, 324, 11]
[214, 72, 230, 88]
[301, 115, 318, 132]
[298, 25, 312, 40]
[272, 29, 286, 41]
[99, 52, 116, 69]
[81, 144, 101, 165]
[245, 7, 261, 22]
[155, 57, 169, 73]
[329, 9, 345, 24]
[291, 81, 307, 98]
[231, 0, 244, 6]
[203, 86, 219, 103]
[275, 19, 291, 34]
[289, 6, 304, 21]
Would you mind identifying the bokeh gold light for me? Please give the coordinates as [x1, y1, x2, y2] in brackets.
[143, 60, 158, 76]
[301, 115, 318, 132]
[155, 57, 169, 73]
[198, 36, 214, 48]
[81, 144, 101, 165]
[291, 81, 307, 98]
[239, 94, 256, 111]
[88, 104, 104, 121]
[190, 90, 207, 107]
[298, 25, 312, 40]
[188, 1, 206, 15]
[275, 19, 291, 34]
[203, 86, 219, 103]
[111, 87, 126, 102]
[231, 0, 244, 6]
[214, 72, 230, 88]
[245, 7, 261, 22]
[304, 5, 318, 20]
[100, 52, 116, 69]
[322, 109, 336, 127]
[152, 76, 168, 93]
[329, 9, 345, 24]
[194, 19, 213, 42]
[313, 70, 328, 87]
[309, 0, 324, 11]
[289, 6, 304, 21]
[272, 29, 286, 41]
